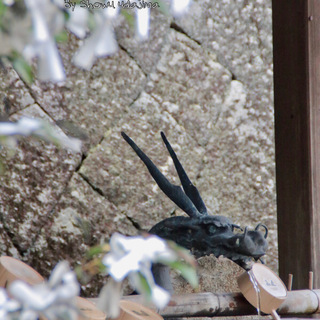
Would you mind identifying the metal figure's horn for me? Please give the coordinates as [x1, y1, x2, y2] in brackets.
[121, 132, 200, 218]
[255, 223, 268, 239]
[161, 132, 208, 215]
[232, 224, 243, 231]
[243, 226, 248, 237]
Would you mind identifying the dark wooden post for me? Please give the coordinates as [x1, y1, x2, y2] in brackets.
[273, 0, 320, 289]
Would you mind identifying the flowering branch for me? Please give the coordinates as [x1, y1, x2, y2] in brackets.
[98, 233, 198, 317]
[0, 117, 82, 152]
[0, 261, 80, 320]
[0, 0, 191, 82]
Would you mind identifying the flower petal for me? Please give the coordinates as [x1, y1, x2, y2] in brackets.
[171, 0, 191, 17]
[150, 285, 171, 309]
[37, 40, 65, 82]
[136, 7, 150, 40]
[97, 279, 122, 318]
[95, 20, 118, 57]
[49, 261, 71, 287]
[66, 6, 89, 38]
[9, 281, 55, 310]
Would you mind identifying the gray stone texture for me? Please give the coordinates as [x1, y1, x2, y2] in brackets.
[0, 0, 276, 297]
[171, 255, 244, 294]
[0, 67, 35, 117]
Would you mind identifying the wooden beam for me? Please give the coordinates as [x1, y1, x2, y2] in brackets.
[273, 0, 320, 289]
[308, 0, 320, 291]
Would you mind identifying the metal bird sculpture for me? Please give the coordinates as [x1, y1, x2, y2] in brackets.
[121, 131, 268, 270]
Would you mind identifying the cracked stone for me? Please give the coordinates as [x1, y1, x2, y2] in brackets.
[146, 30, 232, 145]
[29, 172, 136, 296]
[172, 0, 276, 271]
[28, 34, 147, 147]
[176, 0, 273, 82]
[80, 91, 206, 230]
[0, 0, 277, 294]
[175, 0, 274, 150]
[115, 7, 171, 74]
[0, 63, 35, 117]
[0, 104, 81, 255]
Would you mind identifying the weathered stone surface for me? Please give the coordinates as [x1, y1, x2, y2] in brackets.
[171, 255, 244, 294]
[29, 172, 136, 296]
[193, 80, 277, 270]
[0, 104, 81, 254]
[145, 30, 232, 146]
[0, 0, 276, 298]
[0, 64, 35, 117]
[80, 91, 206, 230]
[29, 34, 147, 147]
[176, 0, 273, 84]
[0, 224, 21, 259]
[173, 0, 276, 270]
[116, 8, 171, 74]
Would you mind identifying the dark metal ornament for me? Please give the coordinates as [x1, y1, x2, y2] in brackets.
[121, 131, 268, 270]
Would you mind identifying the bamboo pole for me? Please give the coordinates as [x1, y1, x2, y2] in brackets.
[91, 290, 320, 317]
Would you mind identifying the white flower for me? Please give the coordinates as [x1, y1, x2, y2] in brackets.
[0, 118, 39, 136]
[171, 0, 192, 17]
[4, 0, 192, 77]
[8, 261, 80, 320]
[102, 233, 177, 309]
[103, 233, 176, 281]
[136, 6, 150, 40]
[0, 288, 21, 320]
[0, 117, 82, 153]
[66, 5, 89, 39]
[72, 2, 119, 70]
[35, 39, 65, 82]
[24, 0, 65, 82]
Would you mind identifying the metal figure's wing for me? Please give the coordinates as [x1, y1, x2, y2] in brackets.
[121, 132, 201, 218]
[161, 132, 208, 215]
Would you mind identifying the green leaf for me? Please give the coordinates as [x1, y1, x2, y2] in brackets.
[0, 2, 8, 29]
[87, 12, 96, 31]
[55, 30, 69, 43]
[154, 0, 170, 16]
[9, 54, 33, 84]
[0, 158, 4, 175]
[167, 260, 198, 288]
[86, 244, 109, 258]
[121, 9, 135, 30]
[166, 240, 197, 267]
[137, 272, 152, 297]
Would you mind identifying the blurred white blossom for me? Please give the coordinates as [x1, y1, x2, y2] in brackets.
[1, 0, 191, 81]
[171, 0, 192, 17]
[9, 261, 80, 320]
[3, 0, 15, 5]
[136, 5, 150, 40]
[0, 288, 20, 320]
[66, 6, 89, 39]
[24, 0, 65, 82]
[0, 117, 82, 152]
[103, 233, 176, 282]
[101, 233, 197, 314]
[0, 261, 80, 320]
[97, 278, 123, 318]
[73, 10, 119, 70]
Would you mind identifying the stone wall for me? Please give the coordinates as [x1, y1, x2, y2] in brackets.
[0, 0, 276, 297]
